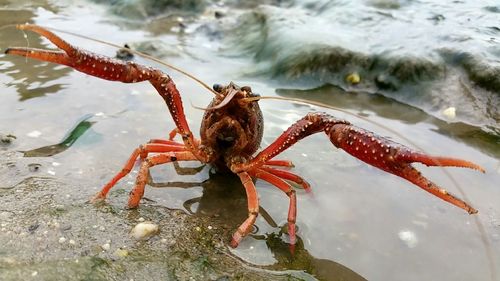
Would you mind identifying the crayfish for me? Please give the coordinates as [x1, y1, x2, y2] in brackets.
[6, 24, 485, 248]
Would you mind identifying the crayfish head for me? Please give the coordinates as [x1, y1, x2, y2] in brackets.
[200, 82, 264, 169]
[208, 82, 259, 110]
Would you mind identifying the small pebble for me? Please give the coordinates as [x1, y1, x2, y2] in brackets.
[102, 243, 111, 251]
[398, 230, 418, 248]
[0, 134, 16, 144]
[27, 130, 42, 138]
[114, 248, 128, 257]
[130, 222, 159, 240]
[195, 226, 201, 232]
[69, 239, 76, 245]
[59, 237, 67, 243]
[116, 44, 134, 60]
[346, 72, 361, 84]
[442, 107, 456, 119]
[214, 11, 225, 18]
[138, 217, 145, 222]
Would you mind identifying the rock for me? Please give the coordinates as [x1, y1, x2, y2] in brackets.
[130, 222, 159, 240]
[346, 72, 361, 84]
[0, 134, 16, 145]
[114, 248, 128, 257]
[116, 44, 134, 60]
[101, 243, 111, 251]
[442, 107, 456, 119]
[398, 230, 418, 248]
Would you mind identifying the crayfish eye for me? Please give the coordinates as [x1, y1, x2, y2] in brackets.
[240, 86, 252, 93]
[213, 83, 223, 93]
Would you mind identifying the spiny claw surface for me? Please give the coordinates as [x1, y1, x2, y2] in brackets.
[6, 24, 158, 83]
[329, 123, 483, 214]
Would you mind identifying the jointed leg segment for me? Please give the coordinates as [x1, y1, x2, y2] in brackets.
[261, 166, 311, 192]
[92, 142, 192, 206]
[128, 151, 197, 208]
[248, 169, 297, 245]
[231, 172, 259, 248]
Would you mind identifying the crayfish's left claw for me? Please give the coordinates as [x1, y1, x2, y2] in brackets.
[6, 24, 159, 84]
[329, 123, 484, 214]
[5, 24, 75, 66]
[16, 24, 74, 53]
[5, 47, 72, 66]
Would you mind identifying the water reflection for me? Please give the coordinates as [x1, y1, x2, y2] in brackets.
[0, 1, 498, 280]
[261, 233, 367, 281]
[148, 169, 366, 280]
[23, 114, 95, 157]
[0, 9, 71, 101]
[276, 85, 500, 159]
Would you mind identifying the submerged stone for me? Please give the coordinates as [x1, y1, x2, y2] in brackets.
[130, 222, 159, 240]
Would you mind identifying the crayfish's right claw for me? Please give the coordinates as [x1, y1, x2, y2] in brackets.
[329, 123, 484, 214]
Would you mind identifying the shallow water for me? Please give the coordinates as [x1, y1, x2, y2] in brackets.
[0, 0, 499, 280]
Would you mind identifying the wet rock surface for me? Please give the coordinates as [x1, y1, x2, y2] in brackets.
[0, 175, 303, 280]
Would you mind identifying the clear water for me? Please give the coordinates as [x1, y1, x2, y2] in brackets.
[0, 0, 499, 280]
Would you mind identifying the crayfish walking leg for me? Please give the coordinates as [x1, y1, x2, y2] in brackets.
[231, 172, 259, 247]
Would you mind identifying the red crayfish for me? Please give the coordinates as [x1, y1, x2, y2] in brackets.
[6, 24, 485, 248]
